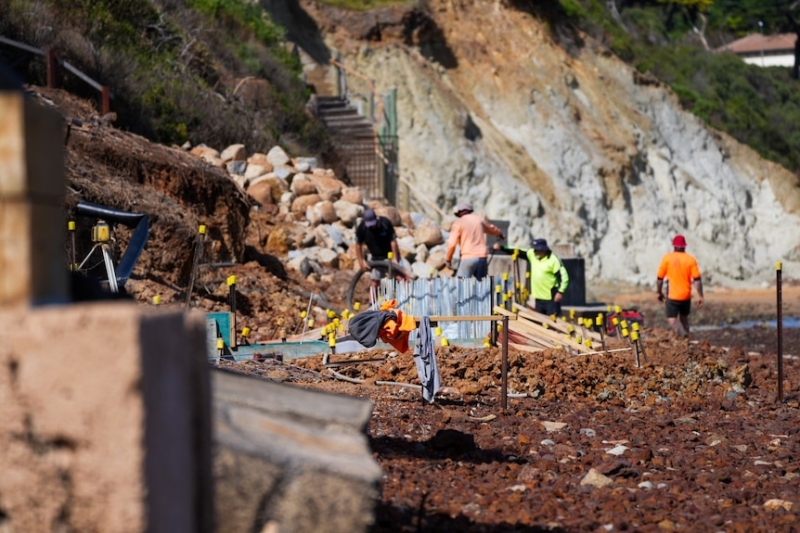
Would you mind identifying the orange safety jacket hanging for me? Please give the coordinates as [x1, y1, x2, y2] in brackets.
[377, 299, 417, 353]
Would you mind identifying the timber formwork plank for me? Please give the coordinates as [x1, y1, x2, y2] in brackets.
[495, 307, 593, 354]
[516, 305, 602, 343]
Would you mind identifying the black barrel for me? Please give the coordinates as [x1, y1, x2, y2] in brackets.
[561, 258, 586, 306]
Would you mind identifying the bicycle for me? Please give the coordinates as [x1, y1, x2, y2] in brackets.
[347, 259, 416, 311]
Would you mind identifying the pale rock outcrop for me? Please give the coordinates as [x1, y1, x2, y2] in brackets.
[226, 160, 246, 176]
[400, 211, 415, 229]
[297, 228, 316, 248]
[336, 4, 800, 287]
[280, 191, 296, 207]
[287, 253, 312, 276]
[323, 224, 346, 248]
[314, 248, 339, 269]
[314, 225, 336, 250]
[231, 174, 248, 190]
[190, 145, 219, 160]
[295, 156, 319, 171]
[263, 175, 289, 203]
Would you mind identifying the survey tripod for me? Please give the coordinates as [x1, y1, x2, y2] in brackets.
[70, 201, 149, 293]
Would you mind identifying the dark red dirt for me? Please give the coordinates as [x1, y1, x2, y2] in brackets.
[223, 314, 800, 533]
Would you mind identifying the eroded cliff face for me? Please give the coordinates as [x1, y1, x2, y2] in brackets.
[299, 0, 800, 287]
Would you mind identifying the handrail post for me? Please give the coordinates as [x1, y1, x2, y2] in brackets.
[46, 48, 59, 88]
[101, 86, 111, 115]
[369, 79, 375, 122]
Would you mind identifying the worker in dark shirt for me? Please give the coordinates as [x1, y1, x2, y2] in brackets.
[355, 208, 401, 299]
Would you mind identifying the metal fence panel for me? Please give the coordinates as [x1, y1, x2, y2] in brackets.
[377, 277, 491, 341]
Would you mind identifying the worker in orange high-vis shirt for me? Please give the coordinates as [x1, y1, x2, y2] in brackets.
[656, 234, 704, 338]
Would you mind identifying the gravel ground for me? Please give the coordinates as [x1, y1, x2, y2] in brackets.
[221, 296, 800, 533]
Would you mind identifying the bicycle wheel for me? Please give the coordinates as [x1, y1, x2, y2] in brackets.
[347, 269, 374, 311]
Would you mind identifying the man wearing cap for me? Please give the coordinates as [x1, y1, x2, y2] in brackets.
[445, 202, 505, 280]
[525, 238, 569, 316]
[355, 207, 401, 294]
[657, 234, 704, 338]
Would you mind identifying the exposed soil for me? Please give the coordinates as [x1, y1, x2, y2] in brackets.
[223, 293, 800, 532]
[40, 84, 800, 533]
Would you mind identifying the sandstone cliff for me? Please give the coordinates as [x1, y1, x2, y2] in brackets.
[295, 0, 800, 288]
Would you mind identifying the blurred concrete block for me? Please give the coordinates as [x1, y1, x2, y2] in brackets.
[213, 369, 382, 533]
[0, 92, 67, 305]
[0, 304, 213, 532]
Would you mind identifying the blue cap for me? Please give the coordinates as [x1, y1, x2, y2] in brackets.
[531, 238, 550, 251]
[363, 208, 377, 227]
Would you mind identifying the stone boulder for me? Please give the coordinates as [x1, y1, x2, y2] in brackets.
[411, 261, 435, 279]
[375, 206, 402, 227]
[291, 194, 322, 218]
[333, 201, 363, 227]
[247, 181, 274, 206]
[341, 187, 363, 205]
[226, 160, 247, 176]
[244, 164, 270, 180]
[291, 174, 318, 196]
[396, 236, 417, 261]
[400, 211, 415, 229]
[220, 144, 246, 162]
[309, 170, 343, 202]
[247, 153, 273, 171]
[414, 221, 444, 247]
[266, 146, 291, 168]
[426, 246, 448, 270]
[266, 227, 291, 254]
[307, 201, 338, 226]
[314, 226, 336, 250]
[415, 243, 429, 263]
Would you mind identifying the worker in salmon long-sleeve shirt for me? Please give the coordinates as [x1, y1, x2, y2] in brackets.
[445, 202, 504, 280]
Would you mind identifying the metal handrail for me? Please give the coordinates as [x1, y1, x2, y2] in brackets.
[0, 34, 112, 113]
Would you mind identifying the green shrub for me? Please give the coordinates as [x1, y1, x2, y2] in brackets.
[313, 0, 414, 10]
